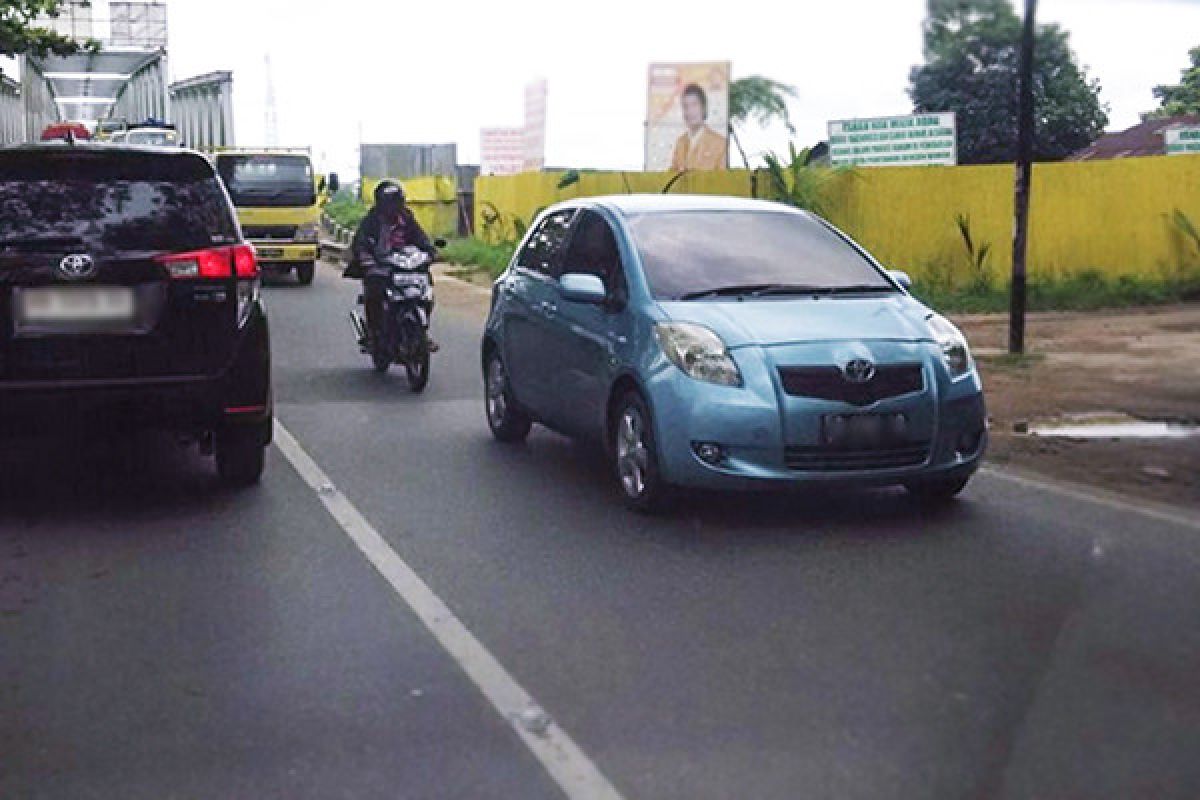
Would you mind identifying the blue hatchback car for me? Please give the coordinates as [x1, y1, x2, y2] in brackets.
[482, 195, 986, 510]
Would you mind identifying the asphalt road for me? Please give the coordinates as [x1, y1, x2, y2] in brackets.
[4, 260, 1200, 799]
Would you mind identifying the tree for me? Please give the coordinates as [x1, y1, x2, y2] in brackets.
[728, 76, 798, 169]
[1145, 45, 1200, 119]
[1, 0, 95, 59]
[908, 0, 1108, 164]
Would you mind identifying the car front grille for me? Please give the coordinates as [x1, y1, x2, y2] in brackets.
[785, 443, 931, 472]
[242, 225, 296, 241]
[778, 364, 924, 406]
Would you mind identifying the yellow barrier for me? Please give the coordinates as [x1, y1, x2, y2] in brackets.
[361, 175, 458, 239]
[475, 156, 1200, 281]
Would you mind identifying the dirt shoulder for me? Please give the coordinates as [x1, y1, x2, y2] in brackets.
[955, 306, 1199, 509]
[438, 265, 1198, 510]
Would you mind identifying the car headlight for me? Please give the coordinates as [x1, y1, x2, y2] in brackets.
[295, 222, 319, 243]
[928, 313, 972, 378]
[654, 322, 742, 387]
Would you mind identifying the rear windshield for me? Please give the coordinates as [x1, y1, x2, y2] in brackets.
[215, 154, 316, 208]
[627, 210, 892, 300]
[0, 152, 237, 253]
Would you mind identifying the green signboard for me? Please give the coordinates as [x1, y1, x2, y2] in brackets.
[1166, 126, 1200, 155]
[828, 112, 957, 167]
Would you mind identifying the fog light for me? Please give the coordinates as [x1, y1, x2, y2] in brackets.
[694, 442, 725, 465]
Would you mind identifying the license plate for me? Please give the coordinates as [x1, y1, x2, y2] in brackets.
[822, 413, 909, 449]
[256, 247, 284, 258]
[16, 286, 136, 327]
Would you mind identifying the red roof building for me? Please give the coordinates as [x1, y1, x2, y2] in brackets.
[1070, 114, 1200, 160]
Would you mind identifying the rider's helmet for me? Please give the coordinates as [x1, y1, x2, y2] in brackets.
[374, 180, 405, 217]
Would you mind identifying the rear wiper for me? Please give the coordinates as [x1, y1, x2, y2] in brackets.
[679, 283, 791, 300]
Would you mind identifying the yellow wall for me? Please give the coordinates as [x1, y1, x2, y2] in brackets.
[362, 175, 458, 238]
[475, 155, 1200, 282]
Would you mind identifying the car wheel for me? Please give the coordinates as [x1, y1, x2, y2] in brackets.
[485, 352, 531, 442]
[904, 475, 970, 503]
[216, 427, 266, 487]
[612, 392, 669, 512]
[296, 261, 316, 286]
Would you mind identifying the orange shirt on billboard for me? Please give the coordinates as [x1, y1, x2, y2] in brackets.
[670, 126, 728, 171]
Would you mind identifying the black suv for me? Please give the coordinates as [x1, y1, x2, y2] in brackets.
[0, 145, 272, 486]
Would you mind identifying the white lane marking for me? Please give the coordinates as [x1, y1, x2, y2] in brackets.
[273, 421, 626, 800]
[981, 466, 1200, 532]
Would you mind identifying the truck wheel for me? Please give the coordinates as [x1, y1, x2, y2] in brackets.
[296, 261, 315, 286]
[216, 427, 266, 487]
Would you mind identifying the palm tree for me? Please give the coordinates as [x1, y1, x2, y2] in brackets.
[728, 76, 798, 169]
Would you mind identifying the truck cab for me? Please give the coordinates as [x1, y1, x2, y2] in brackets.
[212, 148, 338, 286]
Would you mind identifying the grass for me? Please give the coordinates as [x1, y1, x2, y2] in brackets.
[441, 238, 517, 276]
[914, 270, 1200, 314]
[324, 196, 369, 230]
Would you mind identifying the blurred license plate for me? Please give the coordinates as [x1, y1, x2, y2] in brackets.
[256, 247, 284, 258]
[822, 413, 908, 448]
[17, 287, 135, 325]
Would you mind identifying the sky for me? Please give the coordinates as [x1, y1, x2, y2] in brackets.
[12, 0, 1200, 177]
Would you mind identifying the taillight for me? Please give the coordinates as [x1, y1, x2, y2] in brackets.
[156, 245, 259, 280]
[232, 244, 258, 278]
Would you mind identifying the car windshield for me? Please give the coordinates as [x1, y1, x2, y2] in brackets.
[627, 210, 894, 300]
[0, 153, 238, 252]
[216, 154, 316, 207]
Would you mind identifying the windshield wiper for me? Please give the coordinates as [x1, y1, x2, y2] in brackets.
[679, 283, 792, 300]
[822, 284, 896, 294]
[753, 284, 895, 297]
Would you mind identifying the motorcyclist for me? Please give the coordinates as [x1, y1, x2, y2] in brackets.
[347, 180, 439, 351]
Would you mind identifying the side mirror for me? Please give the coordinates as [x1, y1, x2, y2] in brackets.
[328, 173, 341, 194]
[317, 175, 327, 193]
[888, 270, 913, 290]
[559, 272, 607, 305]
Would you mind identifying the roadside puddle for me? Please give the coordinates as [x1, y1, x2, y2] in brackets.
[1017, 412, 1200, 439]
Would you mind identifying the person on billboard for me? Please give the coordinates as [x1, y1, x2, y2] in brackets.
[670, 84, 728, 172]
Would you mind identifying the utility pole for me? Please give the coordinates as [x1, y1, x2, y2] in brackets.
[1009, 0, 1037, 354]
[264, 53, 279, 147]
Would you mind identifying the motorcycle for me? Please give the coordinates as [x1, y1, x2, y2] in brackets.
[349, 244, 438, 391]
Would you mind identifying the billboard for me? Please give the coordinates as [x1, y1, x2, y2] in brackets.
[481, 128, 525, 176]
[1166, 126, 1200, 156]
[109, 2, 168, 49]
[828, 113, 957, 167]
[523, 79, 547, 172]
[645, 62, 731, 172]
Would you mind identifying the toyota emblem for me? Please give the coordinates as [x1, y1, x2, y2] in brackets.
[843, 359, 877, 384]
[58, 253, 97, 281]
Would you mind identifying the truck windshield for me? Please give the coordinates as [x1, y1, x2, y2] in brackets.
[216, 154, 316, 208]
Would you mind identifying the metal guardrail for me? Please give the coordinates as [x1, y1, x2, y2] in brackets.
[319, 213, 353, 262]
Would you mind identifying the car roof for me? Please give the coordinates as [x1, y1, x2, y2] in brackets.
[556, 193, 808, 218]
[0, 142, 202, 158]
